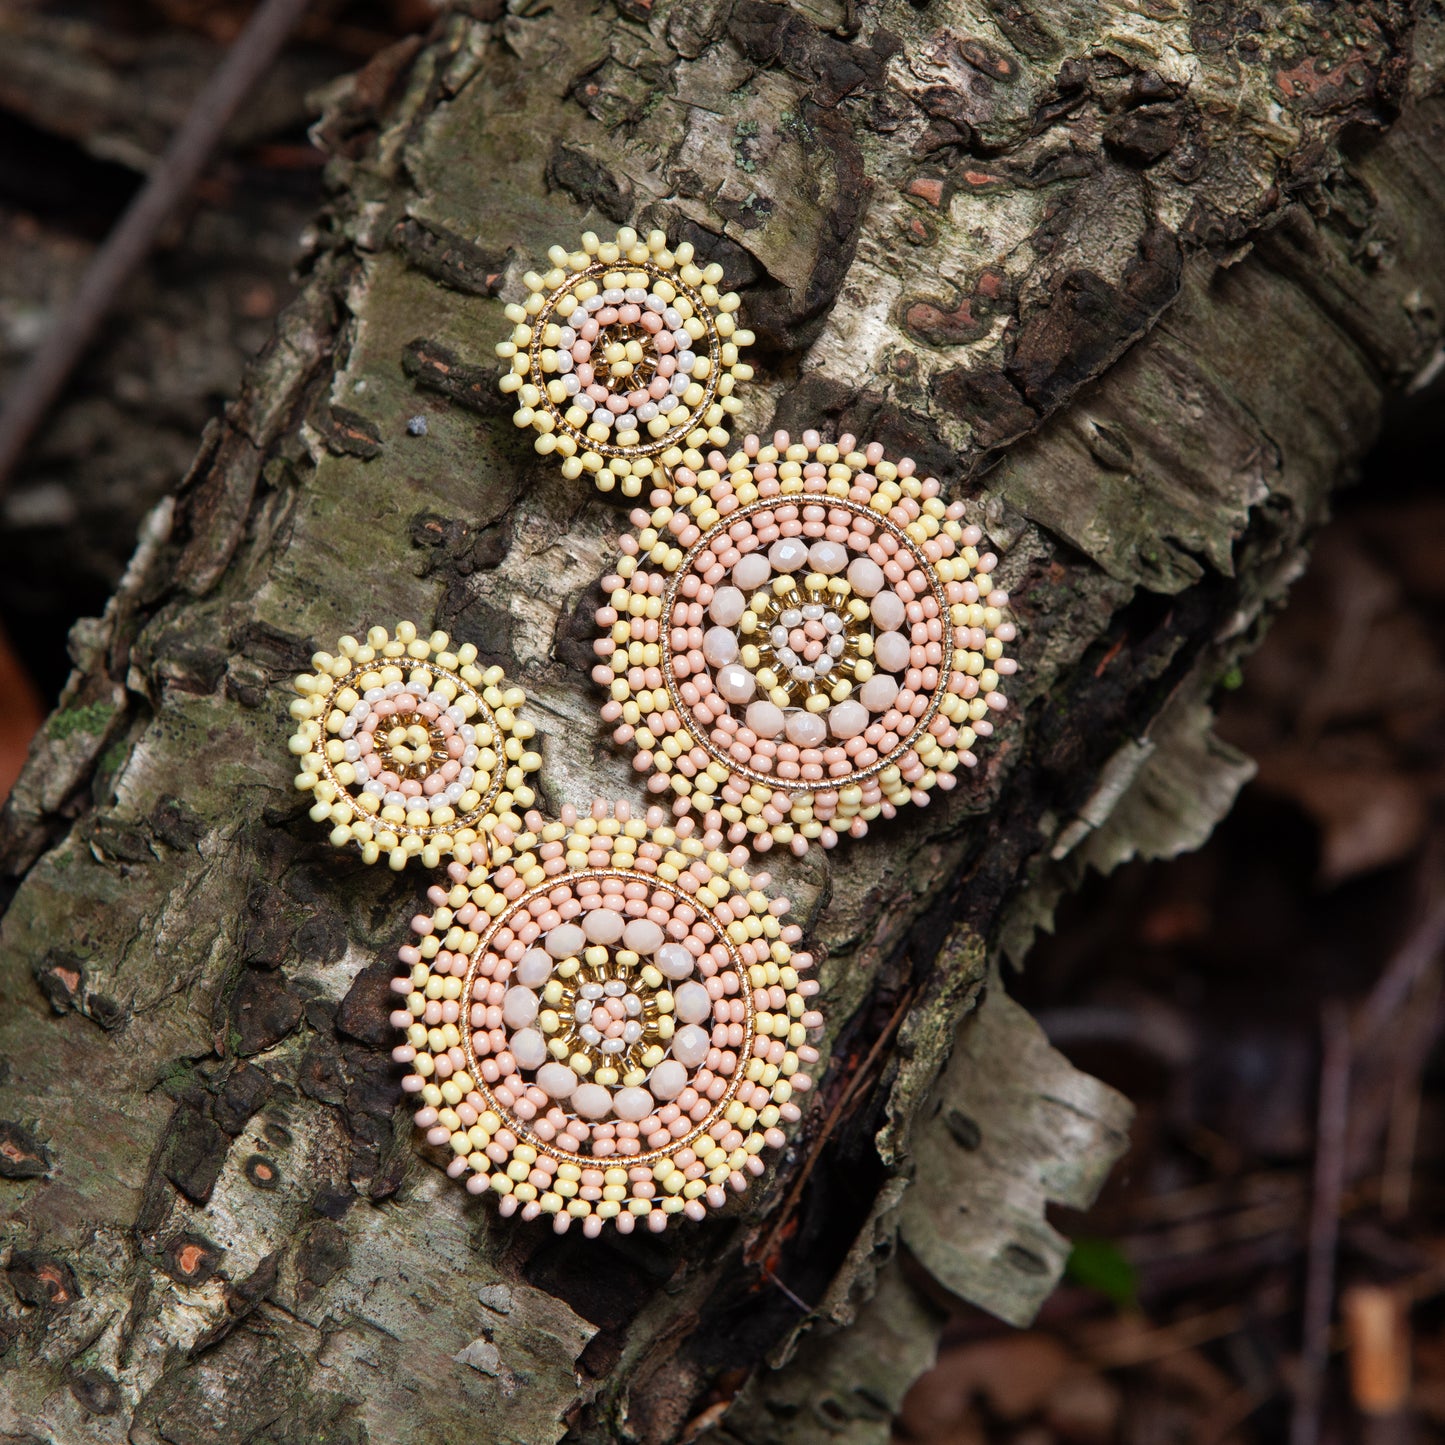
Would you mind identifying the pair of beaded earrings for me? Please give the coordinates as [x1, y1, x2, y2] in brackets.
[285, 228, 1016, 1236]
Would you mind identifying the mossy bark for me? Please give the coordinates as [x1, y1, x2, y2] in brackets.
[2, 3, 1444, 1442]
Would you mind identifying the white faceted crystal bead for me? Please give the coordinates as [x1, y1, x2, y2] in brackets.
[874, 631, 911, 673]
[537, 1062, 578, 1099]
[671, 1024, 711, 1068]
[571, 1083, 613, 1119]
[710, 586, 746, 626]
[768, 537, 809, 572]
[703, 627, 740, 667]
[623, 918, 665, 954]
[583, 907, 626, 944]
[613, 1086, 653, 1122]
[546, 923, 586, 959]
[871, 591, 906, 632]
[673, 981, 713, 1025]
[847, 556, 885, 596]
[649, 1059, 687, 1100]
[502, 986, 538, 1030]
[509, 1027, 547, 1070]
[516, 948, 552, 987]
[785, 710, 827, 747]
[746, 700, 785, 739]
[733, 553, 771, 590]
[716, 663, 756, 705]
[860, 674, 900, 712]
[829, 700, 869, 739]
[656, 943, 695, 979]
[809, 541, 848, 574]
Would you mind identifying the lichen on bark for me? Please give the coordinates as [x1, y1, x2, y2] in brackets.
[2, 2, 1444, 1442]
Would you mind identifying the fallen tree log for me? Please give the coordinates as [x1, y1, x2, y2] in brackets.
[2, 2, 1443, 1442]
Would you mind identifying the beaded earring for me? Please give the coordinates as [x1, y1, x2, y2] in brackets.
[287, 622, 540, 870]
[496, 224, 1019, 857]
[274, 217, 1023, 1233]
[388, 801, 822, 1235]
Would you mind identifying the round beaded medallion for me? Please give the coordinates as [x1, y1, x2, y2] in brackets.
[496, 227, 754, 496]
[390, 802, 821, 1235]
[592, 432, 1017, 854]
[287, 623, 540, 869]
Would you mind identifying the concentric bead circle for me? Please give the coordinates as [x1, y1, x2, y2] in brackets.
[497, 227, 754, 496]
[287, 622, 540, 869]
[592, 432, 1018, 854]
[390, 802, 822, 1235]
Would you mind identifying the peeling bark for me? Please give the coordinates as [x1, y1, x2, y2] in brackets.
[2, 3, 1444, 1442]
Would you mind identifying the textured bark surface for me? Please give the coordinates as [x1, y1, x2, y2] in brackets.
[2, 2, 1444, 1442]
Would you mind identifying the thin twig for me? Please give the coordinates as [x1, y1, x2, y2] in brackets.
[1351, 894, 1445, 1051]
[1291, 1002, 1352, 1445]
[761, 1267, 814, 1314]
[0, 0, 313, 494]
[1381, 984, 1444, 1221]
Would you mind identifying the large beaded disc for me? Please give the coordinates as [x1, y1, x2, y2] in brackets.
[390, 802, 822, 1235]
[592, 432, 1018, 855]
[287, 622, 540, 870]
[496, 227, 753, 496]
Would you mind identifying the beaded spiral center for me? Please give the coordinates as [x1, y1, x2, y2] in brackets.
[380, 709, 451, 782]
[748, 581, 869, 707]
[596, 321, 661, 394]
[551, 952, 668, 1078]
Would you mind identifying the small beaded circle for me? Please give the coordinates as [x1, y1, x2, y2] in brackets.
[592, 432, 1018, 854]
[496, 226, 754, 497]
[389, 801, 822, 1235]
[287, 622, 541, 870]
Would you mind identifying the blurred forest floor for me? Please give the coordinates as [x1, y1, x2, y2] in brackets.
[3, 4, 1445, 1444]
[896, 406, 1445, 1445]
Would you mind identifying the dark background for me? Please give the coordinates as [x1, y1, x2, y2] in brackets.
[4, 4, 1443, 1441]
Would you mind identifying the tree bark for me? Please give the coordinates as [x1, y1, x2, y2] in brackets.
[2, 3, 1444, 1443]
